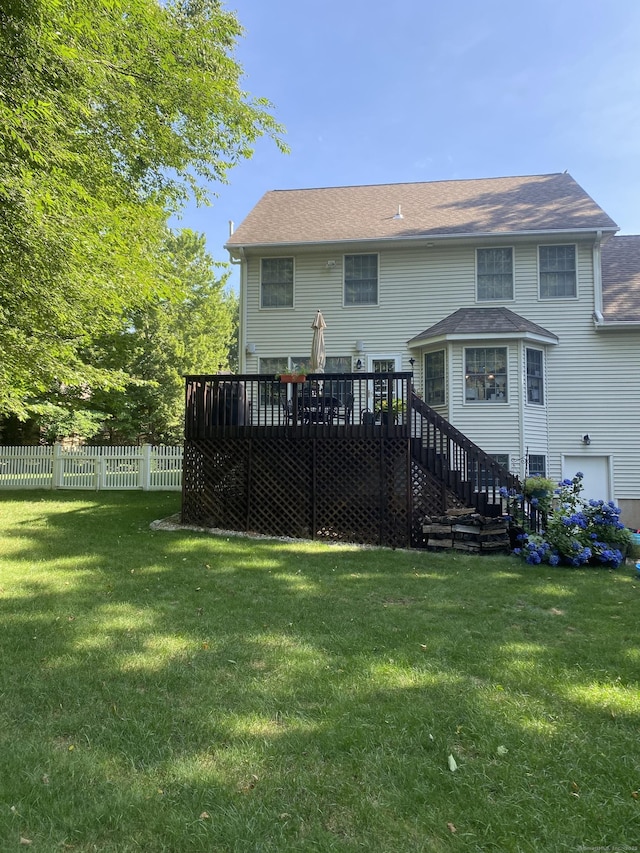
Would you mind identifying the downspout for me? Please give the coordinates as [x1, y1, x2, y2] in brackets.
[593, 230, 604, 329]
[227, 225, 246, 372]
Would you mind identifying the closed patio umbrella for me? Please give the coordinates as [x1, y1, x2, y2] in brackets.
[310, 309, 327, 373]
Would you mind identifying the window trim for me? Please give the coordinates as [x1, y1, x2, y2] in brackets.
[260, 257, 295, 309]
[424, 349, 446, 407]
[528, 454, 547, 477]
[538, 243, 577, 300]
[525, 347, 545, 406]
[343, 253, 379, 307]
[476, 246, 514, 302]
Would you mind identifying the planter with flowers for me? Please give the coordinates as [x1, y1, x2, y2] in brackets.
[276, 366, 309, 383]
[523, 475, 558, 515]
[374, 398, 405, 425]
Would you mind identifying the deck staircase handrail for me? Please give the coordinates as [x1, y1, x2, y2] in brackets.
[409, 392, 521, 515]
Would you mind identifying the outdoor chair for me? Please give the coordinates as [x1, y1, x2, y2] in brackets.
[335, 393, 354, 424]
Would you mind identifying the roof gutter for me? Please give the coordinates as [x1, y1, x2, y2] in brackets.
[224, 226, 618, 254]
[593, 315, 640, 331]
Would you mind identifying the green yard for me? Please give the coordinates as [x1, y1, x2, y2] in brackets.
[0, 492, 638, 852]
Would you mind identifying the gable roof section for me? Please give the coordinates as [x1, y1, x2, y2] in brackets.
[601, 235, 640, 322]
[227, 173, 618, 249]
[408, 307, 559, 346]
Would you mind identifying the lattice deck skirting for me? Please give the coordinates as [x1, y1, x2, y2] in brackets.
[182, 436, 415, 549]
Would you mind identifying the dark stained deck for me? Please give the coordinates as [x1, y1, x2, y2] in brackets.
[181, 373, 521, 548]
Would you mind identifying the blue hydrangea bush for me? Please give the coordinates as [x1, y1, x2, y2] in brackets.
[506, 473, 632, 568]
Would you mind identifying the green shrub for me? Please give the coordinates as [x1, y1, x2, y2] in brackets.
[513, 473, 632, 568]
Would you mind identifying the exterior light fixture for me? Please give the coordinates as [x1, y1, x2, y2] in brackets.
[355, 359, 363, 370]
[245, 342, 256, 355]
[583, 434, 591, 445]
[355, 340, 365, 354]
[409, 357, 415, 369]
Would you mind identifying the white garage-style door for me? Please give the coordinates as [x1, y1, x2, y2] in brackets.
[562, 455, 612, 502]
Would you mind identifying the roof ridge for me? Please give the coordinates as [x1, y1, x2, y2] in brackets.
[266, 173, 567, 194]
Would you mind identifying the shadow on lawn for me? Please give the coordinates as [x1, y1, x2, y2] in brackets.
[1, 492, 639, 850]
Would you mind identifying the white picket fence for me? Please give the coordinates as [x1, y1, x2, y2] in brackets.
[0, 444, 183, 491]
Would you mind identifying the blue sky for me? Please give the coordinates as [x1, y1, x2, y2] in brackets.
[174, 0, 640, 288]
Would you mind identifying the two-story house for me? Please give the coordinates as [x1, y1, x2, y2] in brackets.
[225, 173, 640, 527]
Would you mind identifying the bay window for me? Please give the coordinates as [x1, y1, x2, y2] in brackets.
[424, 350, 445, 406]
[526, 348, 544, 405]
[465, 347, 507, 402]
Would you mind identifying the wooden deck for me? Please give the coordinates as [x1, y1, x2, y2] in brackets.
[181, 373, 521, 549]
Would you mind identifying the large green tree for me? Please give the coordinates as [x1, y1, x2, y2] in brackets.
[0, 0, 284, 416]
[25, 229, 238, 444]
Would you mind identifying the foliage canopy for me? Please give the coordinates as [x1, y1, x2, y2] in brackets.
[0, 0, 284, 416]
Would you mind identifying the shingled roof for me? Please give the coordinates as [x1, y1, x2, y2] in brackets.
[408, 307, 559, 346]
[226, 173, 618, 248]
[601, 235, 640, 322]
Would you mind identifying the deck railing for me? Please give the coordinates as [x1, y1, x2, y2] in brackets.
[184, 372, 413, 439]
[409, 394, 522, 516]
[183, 372, 530, 529]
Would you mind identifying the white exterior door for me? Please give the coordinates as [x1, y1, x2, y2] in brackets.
[562, 455, 612, 502]
[367, 355, 402, 373]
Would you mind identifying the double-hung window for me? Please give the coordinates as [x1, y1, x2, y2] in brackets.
[424, 350, 445, 406]
[261, 258, 294, 308]
[526, 348, 544, 405]
[465, 347, 507, 402]
[344, 254, 378, 306]
[477, 248, 513, 300]
[258, 357, 288, 406]
[539, 245, 576, 298]
[528, 454, 547, 477]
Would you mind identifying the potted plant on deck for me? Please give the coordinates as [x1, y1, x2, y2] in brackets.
[277, 365, 309, 383]
[375, 398, 405, 425]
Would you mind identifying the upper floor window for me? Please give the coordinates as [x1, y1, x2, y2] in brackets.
[477, 247, 513, 300]
[465, 347, 507, 402]
[539, 245, 576, 299]
[344, 254, 378, 306]
[261, 258, 293, 308]
[526, 348, 544, 405]
[424, 350, 445, 406]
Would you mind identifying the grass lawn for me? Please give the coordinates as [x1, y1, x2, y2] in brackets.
[0, 491, 638, 852]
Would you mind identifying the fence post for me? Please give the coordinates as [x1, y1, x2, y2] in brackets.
[96, 455, 105, 491]
[52, 443, 63, 489]
[140, 444, 152, 491]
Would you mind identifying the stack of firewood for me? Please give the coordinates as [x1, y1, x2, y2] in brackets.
[422, 508, 509, 553]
